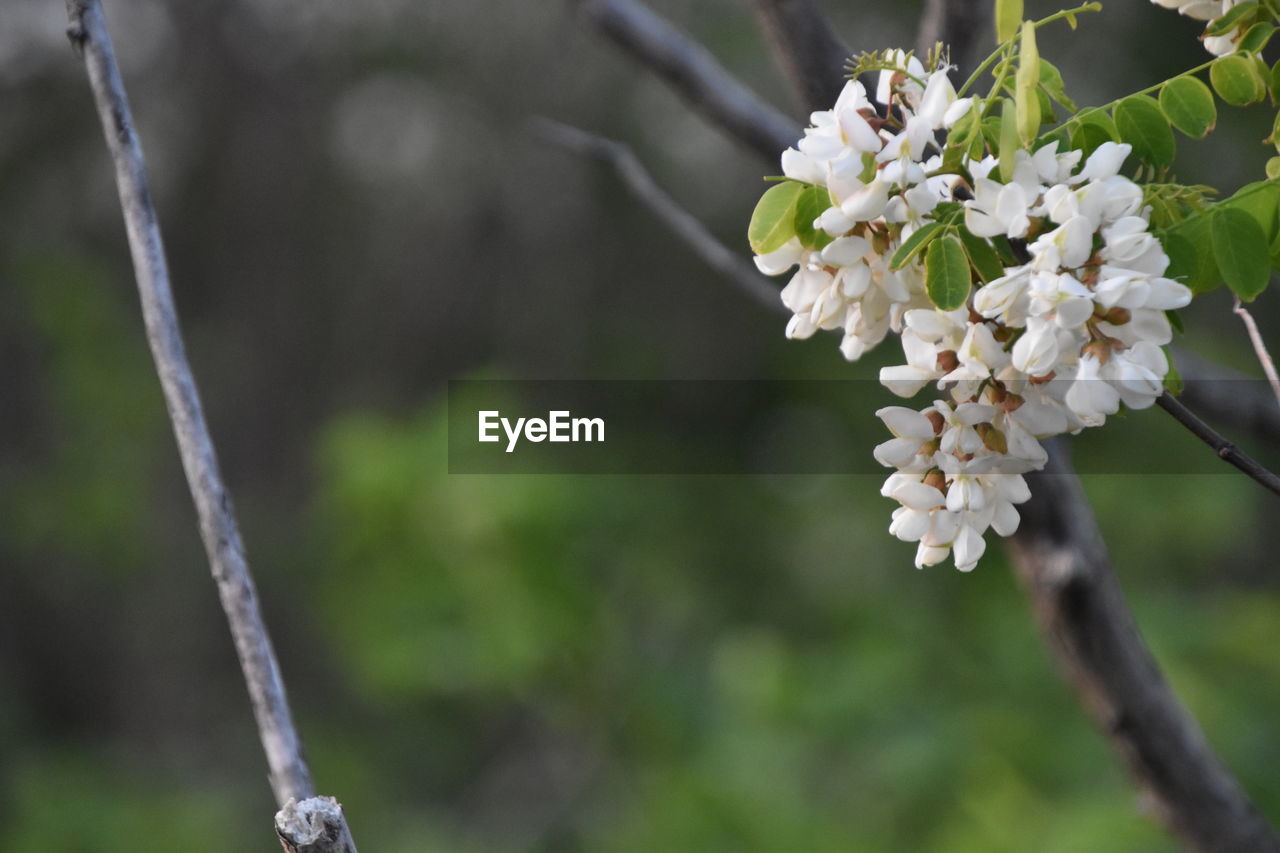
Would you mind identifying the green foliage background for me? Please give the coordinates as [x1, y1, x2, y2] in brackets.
[0, 0, 1277, 850]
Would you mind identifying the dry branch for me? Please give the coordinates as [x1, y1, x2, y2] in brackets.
[1232, 297, 1280, 411]
[1012, 443, 1280, 852]
[64, 0, 355, 847]
[532, 117, 783, 312]
[574, 0, 799, 165]
[751, 0, 849, 113]
[276, 797, 359, 853]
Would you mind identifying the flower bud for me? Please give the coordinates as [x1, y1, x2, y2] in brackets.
[978, 423, 1009, 454]
[1103, 306, 1131, 325]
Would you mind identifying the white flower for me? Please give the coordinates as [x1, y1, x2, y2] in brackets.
[1074, 142, 1131, 184]
[754, 238, 805, 275]
[974, 266, 1031, 324]
[873, 405, 939, 470]
[1011, 317, 1063, 376]
[1065, 354, 1121, 426]
[1102, 341, 1168, 409]
[943, 97, 974, 128]
[965, 179, 1032, 238]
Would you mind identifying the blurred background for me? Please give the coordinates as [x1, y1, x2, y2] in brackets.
[0, 0, 1277, 849]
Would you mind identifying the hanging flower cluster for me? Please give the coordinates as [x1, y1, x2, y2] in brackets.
[749, 43, 1196, 572]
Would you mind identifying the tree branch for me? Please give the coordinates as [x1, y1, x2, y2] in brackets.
[573, 0, 800, 166]
[532, 117, 784, 312]
[275, 797, 359, 853]
[64, 1, 355, 846]
[750, 0, 849, 114]
[1232, 296, 1280, 410]
[1156, 392, 1280, 498]
[1011, 442, 1280, 852]
[1174, 348, 1280, 448]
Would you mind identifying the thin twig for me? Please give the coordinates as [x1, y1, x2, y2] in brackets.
[1174, 347, 1280, 447]
[532, 117, 785, 312]
[1157, 392, 1280, 498]
[64, 1, 356, 846]
[1232, 296, 1280, 411]
[1011, 441, 1280, 853]
[573, 0, 800, 166]
[750, 0, 849, 114]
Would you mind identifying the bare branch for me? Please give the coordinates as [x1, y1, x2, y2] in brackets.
[1156, 392, 1280, 498]
[750, 0, 849, 113]
[1174, 348, 1280, 446]
[573, 0, 800, 166]
[1232, 296, 1280, 410]
[276, 798, 359, 853]
[65, 1, 354, 845]
[917, 0, 990, 75]
[1011, 442, 1280, 852]
[533, 117, 785, 313]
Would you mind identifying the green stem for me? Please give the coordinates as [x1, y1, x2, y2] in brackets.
[957, 1, 1103, 97]
[1037, 57, 1216, 144]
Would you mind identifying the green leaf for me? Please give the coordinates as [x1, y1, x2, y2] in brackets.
[998, 98, 1019, 182]
[1212, 206, 1271, 300]
[924, 235, 972, 311]
[1159, 76, 1217, 138]
[793, 185, 835, 250]
[889, 221, 947, 271]
[1069, 109, 1119, 157]
[1205, 2, 1258, 36]
[1114, 95, 1175, 168]
[1267, 156, 1280, 178]
[1163, 228, 1220, 294]
[1221, 180, 1280, 240]
[1269, 57, 1280, 101]
[1038, 59, 1076, 111]
[1211, 54, 1265, 105]
[748, 182, 804, 255]
[1015, 21, 1040, 145]
[1239, 22, 1276, 53]
[957, 226, 1006, 283]
[995, 0, 1023, 42]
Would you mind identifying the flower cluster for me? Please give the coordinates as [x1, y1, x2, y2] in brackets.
[1152, 0, 1249, 55]
[753, 51, 971, 360]
[753, 52, 1192, 572]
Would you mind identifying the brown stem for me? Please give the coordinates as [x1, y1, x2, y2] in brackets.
[751, 0, 849, 113]
[532, 117, 784, 312]
[64, 0, 356, 847]
[1156, 393, 1280, 498]
[1012, 442, 1279, 851]
[573, 0, 800, 165]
